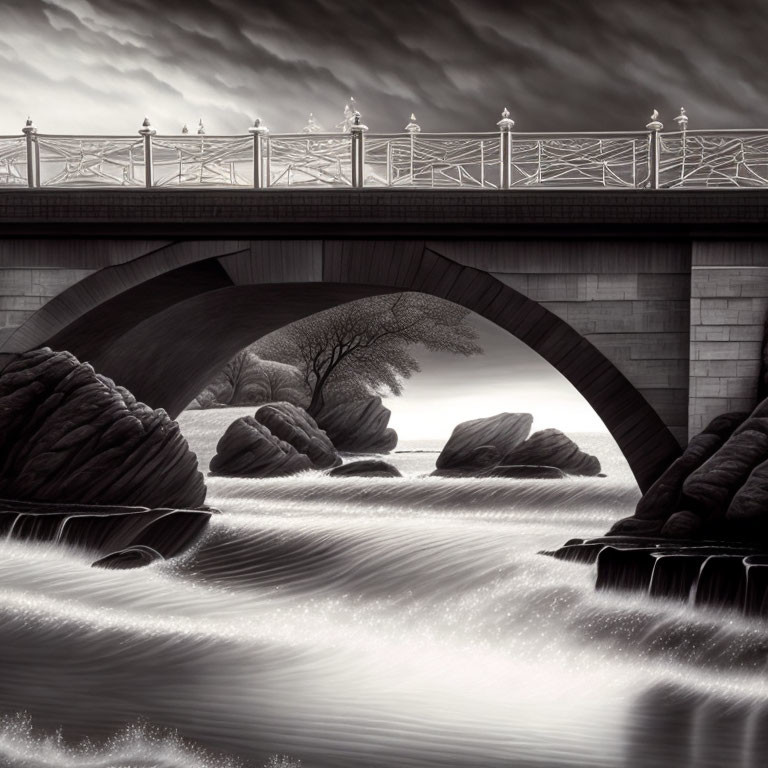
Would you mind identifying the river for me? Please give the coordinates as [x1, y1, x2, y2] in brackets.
[0, 407, 766, 767]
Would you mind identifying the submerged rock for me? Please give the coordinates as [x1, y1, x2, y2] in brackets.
[480, 464, 567, 479]
[209, 415, 314, 478]
[316, 397, 398, 453]
[92, 545, 164, 570]
[501, 429, 601, 476]
[255, 402, 340, 469]
[328, 460, 402, 478]
[436, 413, 533, 471]
[0, 348, 206, 509]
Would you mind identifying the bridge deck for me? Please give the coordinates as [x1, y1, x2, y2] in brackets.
[1, 189, 767, 238]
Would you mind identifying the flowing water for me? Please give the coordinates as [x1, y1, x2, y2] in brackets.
[1, 407, 767, 767]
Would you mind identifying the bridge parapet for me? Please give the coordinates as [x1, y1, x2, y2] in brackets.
[3, 109, 768, 191]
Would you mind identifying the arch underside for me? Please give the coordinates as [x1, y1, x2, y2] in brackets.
[4, 240, 682, 492]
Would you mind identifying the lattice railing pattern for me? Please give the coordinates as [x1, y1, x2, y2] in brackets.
[36, 136, 145, 187]
[364, 134, 501, 188]
[152, 136, 253, 187]
[508, 134, 650, 188]
[266, 135, 352, 187]
[659, 132, 768, 188]
[0, 137, 28, 186]
[7, 119, 768, 190]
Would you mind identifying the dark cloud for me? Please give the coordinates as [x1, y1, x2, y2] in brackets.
[0, 0, 765, 134]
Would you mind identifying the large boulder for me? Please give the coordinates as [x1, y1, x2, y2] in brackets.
[436, 413, 533, 471]
[634, 434, 723, 520]
[315, 396, 398, 453]
[0, 348, 206, 509]
[682, 429, 768, 520]
[328, 460, 402, 478]
[255, 402, 340, 469]
[501, 429, 601, 476]
[726, 458, 768, 538]
[209, 416, 314, 478]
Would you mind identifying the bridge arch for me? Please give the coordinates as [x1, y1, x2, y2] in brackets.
[1, 239, 681, 491]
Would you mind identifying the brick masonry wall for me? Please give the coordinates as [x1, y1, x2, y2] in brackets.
[689, 242, 768, 438]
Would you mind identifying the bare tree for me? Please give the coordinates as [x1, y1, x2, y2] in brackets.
[254, 293, 482, 416]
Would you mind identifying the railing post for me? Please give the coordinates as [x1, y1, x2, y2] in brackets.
[674, 107, 689, 185]
[645, 109, 663, 189]
[138, 117, 156, 188]
[21, 118, 37, 188]
[405, 113, 420, 185]
[350, 110, 368, 188]
[249, 118, 269, 189]
[497, 107, 514, 189]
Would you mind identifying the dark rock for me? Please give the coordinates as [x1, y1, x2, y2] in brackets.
[255, 402, 340, 469]
[315, 396, 398, 453]
[0, 348, 206, 509]
[726, 458, 768, 538]
[92, 545, 164, 570]
[661, 510, 704, 539]
[703, 411, 750, 440]
[480, 464, 567, 479]
[607, 516, 665, 536]
[209, 416, 314, 478]
[634, 434, 722, 520]
[328, 460, 402, 478]
[436, 412, 533, 471]
[501, 429, 601, 476]
[682, 429, 768, 520]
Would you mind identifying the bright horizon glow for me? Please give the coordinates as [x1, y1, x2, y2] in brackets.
[383, 312, 609, 442]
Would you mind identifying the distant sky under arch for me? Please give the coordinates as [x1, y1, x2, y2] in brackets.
[384, 312, 607, 442]
[0, 0, 765, 135]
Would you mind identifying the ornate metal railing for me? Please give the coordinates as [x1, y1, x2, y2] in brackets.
[5, 109, 768, 190]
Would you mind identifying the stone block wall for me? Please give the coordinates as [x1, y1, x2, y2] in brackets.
[688, 242, 768, 437]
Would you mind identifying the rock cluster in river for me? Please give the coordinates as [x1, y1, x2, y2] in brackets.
[210, 402, 341, 478]
[606, 404, 768, 541]
[432, 412, 601, 478]
[316, 396, 398, 453]
[0, 348, 206, 509]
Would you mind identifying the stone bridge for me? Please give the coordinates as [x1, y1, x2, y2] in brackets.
[2, 188, 768, 491]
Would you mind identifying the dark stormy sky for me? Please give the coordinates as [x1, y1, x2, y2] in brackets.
[0, 0, 766, 135]
[1, 0, 761, 438]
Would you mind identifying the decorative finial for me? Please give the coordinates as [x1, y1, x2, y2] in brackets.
[138, 116, 156, 136]
[405, 113, 421, 133]
[349, 109, 368, 133]
[249, 117, 269, 134]
[181, 124, 189, 134]
[497, 107, 515, 131]
[674, 107, 689, 132]
[21, 117, 36, 135]
[338, 98, 359, 132]
[197, 118, 205, 135]
[646, 109, 663, 131]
